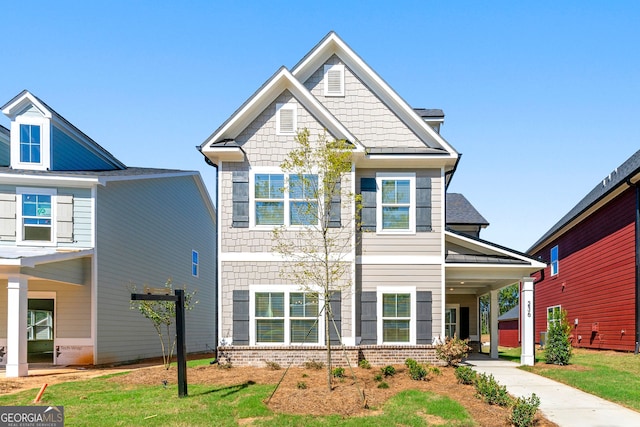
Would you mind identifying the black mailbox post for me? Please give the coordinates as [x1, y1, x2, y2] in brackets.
[130, 289, 187, 397]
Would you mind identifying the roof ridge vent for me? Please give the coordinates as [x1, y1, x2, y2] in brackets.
[602, 168, 618, 187]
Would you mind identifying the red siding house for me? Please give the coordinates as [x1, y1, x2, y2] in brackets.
[528, 150, 640, 352]
[498, 306, 520, 348]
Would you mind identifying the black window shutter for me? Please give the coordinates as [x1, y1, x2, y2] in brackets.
[360, 178, 376, 231]
[416, 291, 433, 344]
[416, 177, 432, 232]
[232, 290, 250, 345]
[328, 179, 341, 228]
[232, 170, 249, 228]
[360, 291, 377, 344]
[328, 291, 342, 344]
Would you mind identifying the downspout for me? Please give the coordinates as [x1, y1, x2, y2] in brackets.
[197, 147, 219, 360]
[635, 183, 639, 354]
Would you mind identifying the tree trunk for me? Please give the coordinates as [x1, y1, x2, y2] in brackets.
[326, 300, 331, 391]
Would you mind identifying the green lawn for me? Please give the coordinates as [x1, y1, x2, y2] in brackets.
[499, 347, 640, 412]
[0, 360, 475, 427]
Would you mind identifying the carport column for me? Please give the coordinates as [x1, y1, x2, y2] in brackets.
[490, 289, 499, 358]
[6, 276, 28, 377]
[520, 277, 535, 366]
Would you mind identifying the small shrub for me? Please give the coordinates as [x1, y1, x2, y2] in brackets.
[303, 360, 325, 370]
[301, 373, 308, 378]
[332, 367, 345, 378]
[510, 393, 540, 427]
[455, 366, 477, 385]
[264, 360, 281, 370]
[380, 365, 396, 377]
[358, 359, 371, 369]
[474, 373, 511, 406]
[545, 309, 572, 366]
[435, 335, 471, 366]
[429, 366, 441, 376]
[296, 381, 307, 390]
[373, 373, 383, 382]
[377, 381, 389, 389]
[405, 358, 428, 381]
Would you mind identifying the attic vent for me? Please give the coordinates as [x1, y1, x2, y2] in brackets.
[276, 103, 296, 135]
[324, 64, 344, 96]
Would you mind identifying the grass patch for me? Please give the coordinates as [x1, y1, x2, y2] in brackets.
[0, 362, 474, 426]
[502, 347, 640, 412]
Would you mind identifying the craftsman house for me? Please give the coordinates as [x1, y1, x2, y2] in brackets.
[528, 149, 640, 352]
[199, 32, 544, 366]
[0, 91, 217, 376]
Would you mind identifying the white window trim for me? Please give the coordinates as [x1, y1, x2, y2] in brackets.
[16, 187, 57, 246]
[445, 304, 460, 339]
[248, 284, 325, 346]
[192, 250, 199, 278]
[11, 116, 51, 171]
[377, 286, 416, 345]
[550, 245, 559, 276]
[249, 168, 320, 229]
[547, 305, 562, 330]
[324, 64, 345, 97]
[276, 103, 297, 135]
[375, 172, 416, 234]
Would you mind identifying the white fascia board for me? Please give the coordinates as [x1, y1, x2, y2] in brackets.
[1, 91, 52, 119]
[202, 68, 360, 152]
[0, 173, 101, 188]
[445, 230, 546, 268]
[292, 33, 458, 157]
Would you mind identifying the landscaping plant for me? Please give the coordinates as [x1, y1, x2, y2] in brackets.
[545, 308, 572, 365]
[474, 372, 511, 406]
[454, 366, 477, 385]
[510, 393, 541, 427]
[435, 335, 471, 366]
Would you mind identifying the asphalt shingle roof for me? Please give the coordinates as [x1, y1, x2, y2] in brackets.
[528, 149, 640, 252]
[446, 193, 489, 226]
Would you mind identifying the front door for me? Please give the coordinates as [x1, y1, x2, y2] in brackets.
[27, 298, 54, 363]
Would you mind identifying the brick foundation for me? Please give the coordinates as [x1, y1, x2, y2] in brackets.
[217, 345, 444, 367]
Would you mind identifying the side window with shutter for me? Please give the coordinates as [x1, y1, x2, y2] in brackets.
[56, 194, 74, 243]
[360, 291, 377, 344]
[327, 178, 341, 228]
[0, 193, 16, 241]
[232, 290, 250, 345]
[232, 170, 249, 228]
[416, 291, 433, 344]
[328, 291, 342, 344]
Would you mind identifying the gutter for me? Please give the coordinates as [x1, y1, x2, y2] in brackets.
[444, 153, 462, 190]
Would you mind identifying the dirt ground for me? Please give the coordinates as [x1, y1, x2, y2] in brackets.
[1, 357, 557, 427]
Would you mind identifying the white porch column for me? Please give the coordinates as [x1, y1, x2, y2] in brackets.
[520, 277, 535, 366]
[6, 276, 28, 377]
[490, 289, 499, 359]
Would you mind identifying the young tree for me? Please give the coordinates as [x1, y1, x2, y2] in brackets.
[130, 279, 197, 369]
[272, 128, 360, 391]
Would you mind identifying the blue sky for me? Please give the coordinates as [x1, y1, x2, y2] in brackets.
[2, 1, 638, 252]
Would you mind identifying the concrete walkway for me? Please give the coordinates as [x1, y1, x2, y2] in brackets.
[464, 354, 640, 427]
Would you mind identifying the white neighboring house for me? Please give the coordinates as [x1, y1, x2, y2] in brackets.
[199, 32, 545, 366]
[0, 91, 217, 377]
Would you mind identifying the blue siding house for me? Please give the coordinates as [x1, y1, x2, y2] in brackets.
[0, 91, 217, 376]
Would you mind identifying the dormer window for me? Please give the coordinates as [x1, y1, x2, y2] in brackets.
[324, 64, 345, 97]
[20, 124, 41, 163]
[276, 103, 296, 135]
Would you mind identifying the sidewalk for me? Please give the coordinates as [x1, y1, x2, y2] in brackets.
[464, 354, 640, 427]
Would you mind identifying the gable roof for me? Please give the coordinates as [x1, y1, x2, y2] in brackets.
[528, 149, 640, 253]
[2, 90, 126, 170]
[199, 66, 360, 152]
[498, 306, 520, 321]
[446, 193, 489, 226]
[291, 32, 459, 157]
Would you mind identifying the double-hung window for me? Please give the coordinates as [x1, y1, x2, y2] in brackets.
[20, 124, 41, 164]
[376, 173, 415, 232]
[378, 286, 416, 344]
[550, 245, 559, 276]
[547, 305, 562, 329]
[253, 172, 318, 227]
[253, 287, 321, 345]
